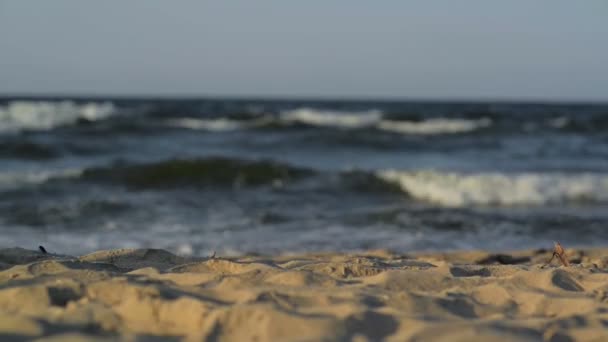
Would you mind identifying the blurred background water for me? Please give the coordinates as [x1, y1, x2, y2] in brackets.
[1, 97, 607, 256]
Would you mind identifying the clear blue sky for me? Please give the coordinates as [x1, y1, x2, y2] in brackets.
[0, 1, 607, 101]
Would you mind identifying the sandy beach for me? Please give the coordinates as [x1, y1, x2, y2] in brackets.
[0, 246, 606, 341]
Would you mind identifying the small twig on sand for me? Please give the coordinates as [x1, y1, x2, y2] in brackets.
[39, 245, 48, 254]
[543, 242, 569, 267]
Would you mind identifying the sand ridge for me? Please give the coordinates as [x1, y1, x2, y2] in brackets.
[0, 247, 608, 341]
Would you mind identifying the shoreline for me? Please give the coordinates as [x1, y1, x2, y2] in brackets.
[1, 246, 607, 341]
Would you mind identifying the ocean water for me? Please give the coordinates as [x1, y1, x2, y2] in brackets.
[1, 97, 607, 256]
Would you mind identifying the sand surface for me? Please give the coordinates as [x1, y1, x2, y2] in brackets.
[1, 247, 608, 341]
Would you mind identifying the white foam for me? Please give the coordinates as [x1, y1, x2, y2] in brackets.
[164, 108, 492, 135]
[378, 170, 608, 207]
[0, 101, 116, 133]
[279, 108, 490, 134]
[0, 168, 82, 190]
[280, 108, 382, 128]
[166, 116, 277, 132]
[377, 118, 491, 135]
[166, 118, 245, 131]
[548, 117, 569, 128]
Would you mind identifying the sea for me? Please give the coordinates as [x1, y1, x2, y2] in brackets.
[1, 97, 607, 256]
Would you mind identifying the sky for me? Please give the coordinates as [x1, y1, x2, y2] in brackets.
[0, 1, 607, 102]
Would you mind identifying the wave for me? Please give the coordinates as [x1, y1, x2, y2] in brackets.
[271, 108, 492, 134]
[377, 118, 492, 135]
[4, 156, 608, 209]
[80, 157, 314, 189]
[166, 117, 247, 131]
[377, 170, 608, 207]
[165, 116, 276, 132]
[551, 115, 608, 133]
[0, 140, 59, 159]
[279, 108, 383, 128]
[166, 108, 492, 135]
[0, 101, 116, 133]
[0, 168, 82, 191]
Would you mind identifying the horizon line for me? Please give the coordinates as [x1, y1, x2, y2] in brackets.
[1, 92, 607, 106]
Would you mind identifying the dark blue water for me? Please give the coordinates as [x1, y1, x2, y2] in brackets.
[1, 97, 608, 256]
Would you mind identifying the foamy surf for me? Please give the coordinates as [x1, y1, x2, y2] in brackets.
[165, 116, 276, 131]
[0, 168, 82, 191]
[166, 118, 246, 131]
[1, 98, 607, 256]
[0, 101, 116, 133]
[161, 107, 493, 135]
[377, 117, 491, 135]
[280, 108, 491, 134]
[280, 108, 383, 128]
[378, 170, 608, 207]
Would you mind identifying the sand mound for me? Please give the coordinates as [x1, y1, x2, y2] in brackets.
[0, 247, 608, 341]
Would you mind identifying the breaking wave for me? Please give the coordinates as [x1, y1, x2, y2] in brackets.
[4, 156, 608, 210]
[0, 101, 116, 133]
[377, 118, 491, 135]
[166, 108, 493, 135]
[165, 116, 277, 132]
[166, 117, 248, 131]
[280, 108, 383, 128]
[377, 170, 608, 207]
[0, 169, 82, 191]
